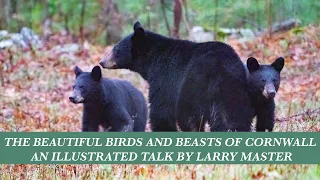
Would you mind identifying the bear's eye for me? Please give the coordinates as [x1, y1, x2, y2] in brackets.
[72, 85, 75, 89]
[272, 78, 276, 82]
[260, 79, 266, 83]
[79, 85, 84, 89]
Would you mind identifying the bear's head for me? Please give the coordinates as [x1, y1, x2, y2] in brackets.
[69, 66, 102, 104]
[99, 21, 147, 70]
[246, 57, 284, 99]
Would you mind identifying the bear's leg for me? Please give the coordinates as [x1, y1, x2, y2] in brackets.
[132, 105, 147, 132]
[132, 116, 146, 132]
[256, 101, 275, 132]
[209, 106, 229, 131]
[147, 101, 177, 131]
[149, 112, 178, 132]
[82, 110, 100, 132]
[102, 121, 112, 131]
[208, 68, 253, 131]
[212, 91, 253, 132]
[175, 102, 209, 132]
[175, 67, 211, 132]
[82, 115, 99, 132]
[82, 104, 102, 132]
[108, 108, 134, 132]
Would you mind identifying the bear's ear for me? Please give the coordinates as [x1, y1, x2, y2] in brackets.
[133, 21, 145, 39]
[74, 66, 83, 77]
[271, 57, 284, 72]
[247, 57, 260, 72]
[91, 66, 102, 81]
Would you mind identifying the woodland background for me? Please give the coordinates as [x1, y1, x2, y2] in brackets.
[0, 0, 319, 179]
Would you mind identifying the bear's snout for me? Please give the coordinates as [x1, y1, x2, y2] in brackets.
[69, 90, 84, 104]
[69, 96, 75, 103]
[267, 91, 275, 98]
[99, 51, 117, 69]
[262, 83, 276, 99]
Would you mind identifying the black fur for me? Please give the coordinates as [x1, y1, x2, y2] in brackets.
[100, 21, 254, 132]
[70, 66, 147, 132]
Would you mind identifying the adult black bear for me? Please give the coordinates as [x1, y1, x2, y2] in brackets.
[69, 66, 147, 132]
[100, 21, 254, 132]
[246, 57, 284, 132]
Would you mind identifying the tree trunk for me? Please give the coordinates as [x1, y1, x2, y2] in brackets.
[80, 0, 87, 42]
[213, 0, 219, 40]
[146, 1, 151, 30]
[173, 0, 182, 38]
[160, 0, 171, 36]
[255, 0, 261, 31]
[4, 0, 11, 30]
[28, 0, 34, 29]
[101, 0, 122, 45]
[64, 14, 69, 34]
[0, 0, 6, 29]
[266, 0, 272, 38]
[183, 0, 189, 24]
[11, 0, 17, 14]
[180, 0, 190, 36]
[43, 0, 52, 40]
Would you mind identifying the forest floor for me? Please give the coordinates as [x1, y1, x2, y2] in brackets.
[0, 26, 319, 179]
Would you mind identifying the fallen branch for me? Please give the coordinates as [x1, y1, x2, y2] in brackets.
[276, 108, 320, 122]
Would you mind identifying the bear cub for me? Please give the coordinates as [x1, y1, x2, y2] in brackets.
[69, 65, 147, 132]
[246, 57, 284, 132]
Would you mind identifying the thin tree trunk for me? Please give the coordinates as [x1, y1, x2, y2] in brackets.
[64, 14, 69, 34]
[102, 0, 122, 45]
[183, 0, 189, 24]
[28, 0, 34, 29]
[0, 0, 7, 29]
[213, 0, 219, 40]
[43, 0, 52, 40]
[4, 0, 11, 30]
[173, 0, 182, 38]
[80, 0, 87, 42]
[43, 0, 49, 23]
[266, 0, 272, 38]
[183, 0, 191, 36]
[11, 0, 17, 14]
[160, 0, 171, 36]
[256, 0, 261, 31]
[179, 0, 190, 36]
[146, 1, 151, 30]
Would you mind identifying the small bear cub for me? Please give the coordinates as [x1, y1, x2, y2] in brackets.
[246, 57, 284, 132]
[69, 65, 147, 132]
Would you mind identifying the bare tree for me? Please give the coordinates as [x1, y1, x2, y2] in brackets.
[160, 0, 171, 36]
[79, 0, 87, 42]
[266, 0, 272, 38]
[0, 0, 6, 29]
[101, 0, 123, 45]
[43, 0, 52, 40]
[173, 0, 182, 38]
[180, 0, 190, 36]
[11, 0, 17, 14]
[255, 0, 261, 30]
[213, 0, 219, 40]
[4, 0, 11, 30]
[64, 14, 69, 34]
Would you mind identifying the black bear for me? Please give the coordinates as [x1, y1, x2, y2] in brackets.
[246, 57, 284, 132]
[99, 21, 254, 132]
[69, 65, 147, 132]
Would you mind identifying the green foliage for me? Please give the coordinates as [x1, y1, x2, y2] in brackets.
[2, 0, 320, 44]
[292, 27, 304, 35]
